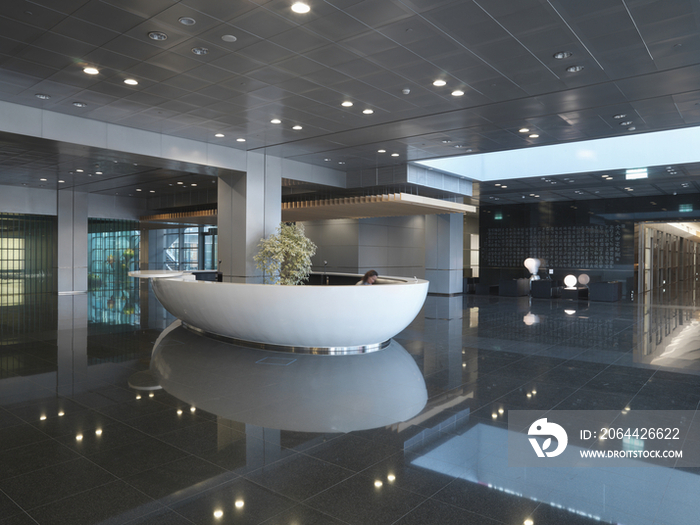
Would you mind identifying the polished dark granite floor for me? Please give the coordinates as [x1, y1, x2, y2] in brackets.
[1, 287, 700, 525]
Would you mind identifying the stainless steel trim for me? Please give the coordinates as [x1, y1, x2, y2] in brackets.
[181, 323, 390, 355]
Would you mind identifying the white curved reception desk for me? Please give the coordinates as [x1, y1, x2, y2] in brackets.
[130, 271, 429, 352]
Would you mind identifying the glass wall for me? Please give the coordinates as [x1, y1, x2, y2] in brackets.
[0, 213, 56, 345]
[87, 219, 140, 325]
[158, 226, 217, 271]
[0, 213, 55, 302]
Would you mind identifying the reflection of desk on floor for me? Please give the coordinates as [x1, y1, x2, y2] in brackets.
[562, 286, 588, 300]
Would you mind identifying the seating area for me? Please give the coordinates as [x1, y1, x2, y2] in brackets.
[463, 278, 623, 302]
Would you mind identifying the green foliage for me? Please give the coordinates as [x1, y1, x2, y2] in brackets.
[254, 222, 317, 285]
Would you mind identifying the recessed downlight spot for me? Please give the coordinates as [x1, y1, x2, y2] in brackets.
[148, 31, 168, 41]
[378, 149, 386, 153]
[83, 67, 99, 75]
[270, 119, 281, 124]
[124, 79, 138, 85]
[191, 47, 208, 55]
[72, 102, 87, 107]
[363, 109, 374, 114]
[341, 101, 353, 107]
[291, 2, 310, 13]
[40, 178, 47, 181]
[433, 79, 446, 86]
[529, 134, 539, 138]
[292, 125, 302, 130]
[215, 133, 224, 137]
[221, 34, 237, 43]
[35, 93, 50, 100]
[178, 17, 196, 26]
[519, 128, 529, 133]
[451, 90, 464, 96]
[566, 65, 584, 73]
[136, 189, 142, 191]
[553, 51, 572, 59]
[236, 138, 246, 142]
[391, 153, 399, 157]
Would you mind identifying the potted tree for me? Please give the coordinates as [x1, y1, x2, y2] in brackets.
[254, 222, 316, 285]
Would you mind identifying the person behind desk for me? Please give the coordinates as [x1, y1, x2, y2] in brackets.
[357, 269, 378, 285]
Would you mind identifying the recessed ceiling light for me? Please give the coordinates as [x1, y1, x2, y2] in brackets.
[363, 109, 374, 114]
[178, 17, 196, 25]
[553, 51, 572, 59]
[620, 121, 632, 126]
[378, 149, 386, 153]
[501, 185, 507, 188]
[35, 93, 50, 100]
[72, 102, 87, 107]
[292, 125, 302, 130]
[76, 169, 83, 173]
[432, 79, 447, 87]
[215, 133, 224, 137]
[150, 190, 155, 193]
[291, 2, 310, 13]
[148, 31, 168, 41]
[136, 188, 142, 191]
[40, 178, 47, 181]
[191, 47, 208, 55]
[628, 126, 636, 131]
[529, 134, 539, 138]
[391, 153, 399, 157]
[338, 161, 345, 164]
[324, 158, 331, 162]
[451, 90, 464, 96]
[270, 119, 282, 124]
[519, 128, 529, 133]
[495, 183, 501, 186]
[124, 79, 138, 85]
[236, 138, 246, 142]
[442, 140, 451, 143]
[83, 67, 99, 75]
[58, 180, 65, 183]
[221, 34, 237, 43]
[613, 114, 626, 119]
[191, 183, 197, 186]
[177, 181, 184, 185]
[566, 65, 584, 73]
[341, 101, 353, 107]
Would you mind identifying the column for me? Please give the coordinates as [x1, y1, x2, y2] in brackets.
[56, 294, 88, 396]
[218, 152, 281, 283]
[425, 213, 463, 294]
[56, 188, 88, 293]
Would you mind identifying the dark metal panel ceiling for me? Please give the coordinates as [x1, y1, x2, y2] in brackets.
[0, 0, 700, 207]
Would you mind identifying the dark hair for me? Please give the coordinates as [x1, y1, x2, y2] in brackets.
[361, 269, 378, 283]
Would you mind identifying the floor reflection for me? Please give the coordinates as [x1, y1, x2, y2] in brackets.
[150, 321, 427, 433]
[1, 288, 700, 524]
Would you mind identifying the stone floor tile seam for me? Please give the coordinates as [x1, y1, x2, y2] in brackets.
[10, 470, 123, 513]
[260, 504, 354, 525]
